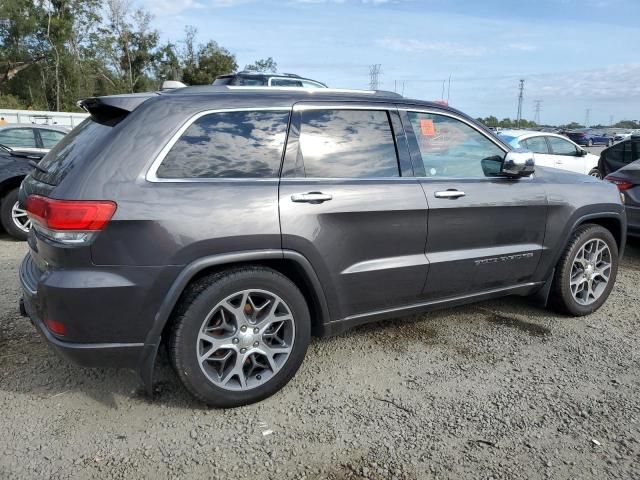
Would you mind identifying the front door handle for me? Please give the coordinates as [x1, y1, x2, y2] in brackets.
[434, 190, 466, 199]
[291, 192, 333, 203]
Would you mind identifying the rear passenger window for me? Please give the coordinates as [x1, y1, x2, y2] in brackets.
[156, 110, 289, 179]
[297, 110, 399, 178]
[522, 136, 548, 154]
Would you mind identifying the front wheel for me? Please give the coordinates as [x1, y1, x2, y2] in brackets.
[169, 267, 311, 407]
[549, 224, 618, 316]
[0, 188, 30, 241]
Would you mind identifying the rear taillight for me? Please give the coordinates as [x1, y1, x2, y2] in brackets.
[26, 195, 116, 245]
[44, 318, 66, 336]
[604, 176, 634, 191]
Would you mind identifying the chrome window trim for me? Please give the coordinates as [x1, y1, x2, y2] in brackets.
[145, 107, 291, 183]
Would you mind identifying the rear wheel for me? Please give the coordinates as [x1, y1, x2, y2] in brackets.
[549, 224, 618, 316]
[0, 188, 30, 241]
[169, 267, 311, 407]
[587, 139, 593, 147]
[588, 168, 602, 179]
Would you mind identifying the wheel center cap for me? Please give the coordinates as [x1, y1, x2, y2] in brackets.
[238, 329, 256, 348]
[585, 265, 594, 277]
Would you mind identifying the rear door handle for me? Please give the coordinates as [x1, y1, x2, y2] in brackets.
[291, 192, 333, 203]
[434, 190, 465, 199]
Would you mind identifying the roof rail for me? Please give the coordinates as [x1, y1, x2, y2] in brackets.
[224, 86, 402, 97]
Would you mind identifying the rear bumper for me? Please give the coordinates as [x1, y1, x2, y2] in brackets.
[19, 253, 158, 369]
[20, 294, 143, 368]
[626, 205, 640, 237]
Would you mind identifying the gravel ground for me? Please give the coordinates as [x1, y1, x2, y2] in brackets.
[1, 233, 639, 480]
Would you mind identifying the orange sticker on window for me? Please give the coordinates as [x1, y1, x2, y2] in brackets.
[420, 119, 436, 137]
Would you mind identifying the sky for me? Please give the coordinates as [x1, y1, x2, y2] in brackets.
[140, 0, 639, 126]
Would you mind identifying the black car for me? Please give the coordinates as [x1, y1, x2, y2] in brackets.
[19, 86, 625, 407]
[601, 135, 640, 237]
[0, 145, 45, 240]
[213, 71, 327, 88]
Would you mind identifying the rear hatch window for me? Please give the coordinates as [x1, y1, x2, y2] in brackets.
[32, 119, 114, 186]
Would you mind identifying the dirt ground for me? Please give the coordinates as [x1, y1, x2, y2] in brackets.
[0, 233, 638, 479]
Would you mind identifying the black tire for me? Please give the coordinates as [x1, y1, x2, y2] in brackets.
[549, 224, 618, 316]
[588, 168, 602, 179]
[169, 266, 311, 408]
[0, 188, 29, 241]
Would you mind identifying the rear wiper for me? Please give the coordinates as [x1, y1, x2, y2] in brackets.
[28, 160, 49, 174]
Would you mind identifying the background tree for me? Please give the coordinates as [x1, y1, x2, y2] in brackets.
[244, 57, 277, 73]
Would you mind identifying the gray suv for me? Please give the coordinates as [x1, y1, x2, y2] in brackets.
[18, 87, 626, 407]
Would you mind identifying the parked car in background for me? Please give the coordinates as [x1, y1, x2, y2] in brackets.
[497, 129, 600, 177]
[0, 145, 45, 240]
[213, 71, 327, 88]
[566, 130, 613, 147]
[0, 124, 69, 154]
[613, 131, 634, 142]
[598, 135, 640, 176]
[604, 160, 640, 237]
[18, 86, 625, 407]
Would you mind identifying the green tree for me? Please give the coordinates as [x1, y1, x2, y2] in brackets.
[244, 57, 277, 73]
[183, 40, 237, 85]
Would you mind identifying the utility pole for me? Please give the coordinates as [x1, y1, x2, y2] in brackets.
[533, 100, 542, 125]
[516, 79, 525, 128]
[585, 108, 591, 128]
[369, 64, 381, 90]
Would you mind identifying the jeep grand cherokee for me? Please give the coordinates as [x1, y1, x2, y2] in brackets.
[19, 87, 626, 407]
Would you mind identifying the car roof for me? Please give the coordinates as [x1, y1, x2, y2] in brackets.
[498, 129, 567, 140]
[160, 85, 463, 112]
[0, 123, 70, 132]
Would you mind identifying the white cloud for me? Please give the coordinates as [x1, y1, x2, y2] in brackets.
[376, 37, 488, 57]
[506, 43, 537, 52]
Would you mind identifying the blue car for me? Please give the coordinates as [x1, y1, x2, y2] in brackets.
[566, 130, 614, 147]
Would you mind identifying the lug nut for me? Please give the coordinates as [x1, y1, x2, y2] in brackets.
[253, 341, 259, 347]
[240, 325, 247, 332]
[253, 328, 259, 334]
[232, 338, 239, 344]
[240, 348, 246, 353]
[256, 375, 261, 380]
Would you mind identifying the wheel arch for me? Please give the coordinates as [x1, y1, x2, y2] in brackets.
[137, 249, 331, 394]
[0, 176, 26, 202]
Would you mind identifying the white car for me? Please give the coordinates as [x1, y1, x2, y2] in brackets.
[497, 130, 600, 178]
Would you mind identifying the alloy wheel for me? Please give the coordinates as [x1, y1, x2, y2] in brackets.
[11, 201, 31, 233]
[196, 289, 295, 391]
[570, 238, 611, 306]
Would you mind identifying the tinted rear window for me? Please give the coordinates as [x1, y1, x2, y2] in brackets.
[32, 119, 112, 186]
[156, 110, 290, 179]
[297, 109, 399, 178]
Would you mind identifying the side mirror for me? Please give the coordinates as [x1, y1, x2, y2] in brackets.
[501, 149, 535, 177]
[578, 149, 588, 156]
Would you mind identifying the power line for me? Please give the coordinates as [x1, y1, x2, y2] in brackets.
[516, 79, 525, 128]
[369, 64, 381, 90]
[534, 100, 542, 125]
